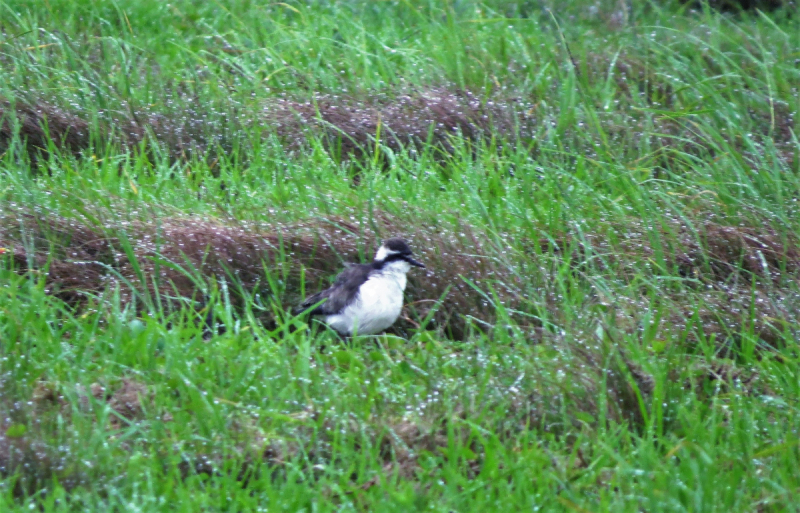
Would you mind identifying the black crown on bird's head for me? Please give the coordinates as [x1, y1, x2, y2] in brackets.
[383, 238, 414, 255]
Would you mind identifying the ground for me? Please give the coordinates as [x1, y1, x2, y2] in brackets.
[0, 0, 799, 511]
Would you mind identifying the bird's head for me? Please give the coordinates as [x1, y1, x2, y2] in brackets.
[374, 238, 425, 269]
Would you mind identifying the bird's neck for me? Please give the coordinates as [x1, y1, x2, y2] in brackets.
[374, 246, 393, 262]
[374, 260, 410, 291]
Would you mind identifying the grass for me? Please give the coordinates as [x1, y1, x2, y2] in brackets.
[1, 0, 799, 510]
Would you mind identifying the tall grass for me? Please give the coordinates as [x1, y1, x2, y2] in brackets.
[1, 0, 799, 511]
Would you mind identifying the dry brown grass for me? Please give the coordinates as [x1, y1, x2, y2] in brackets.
[652, 222, 800, 348]
[580, 52, 797, 172]
[519, 218, 800, 349]
[3, 206, 800, 345]
[262, 88, 534, 162]
[3, 80, 793, 177]
[1, 213, 116, 305]
[0, 208, 524, 339]
[0, 101, 93, 162]
[676, 223, 800, 282]
[0, 87, 541, 169]
[0, 99, 240, 166]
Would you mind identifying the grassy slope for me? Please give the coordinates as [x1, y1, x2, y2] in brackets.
[1, 0, 799, 511]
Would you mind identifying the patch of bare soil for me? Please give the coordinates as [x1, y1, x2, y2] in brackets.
[80, 379, 150, 430]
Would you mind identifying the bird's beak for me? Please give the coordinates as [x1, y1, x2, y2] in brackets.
[407, 256, 426, 268]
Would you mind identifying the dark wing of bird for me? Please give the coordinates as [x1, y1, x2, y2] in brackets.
[294, 263, 373, 316]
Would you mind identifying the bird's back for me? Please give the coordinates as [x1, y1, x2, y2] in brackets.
[294, 263, 373, 317]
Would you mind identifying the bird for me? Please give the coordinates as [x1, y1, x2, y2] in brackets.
[294, 238, 425, 336]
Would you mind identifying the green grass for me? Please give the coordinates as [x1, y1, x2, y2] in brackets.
[1, 0, 800, 511]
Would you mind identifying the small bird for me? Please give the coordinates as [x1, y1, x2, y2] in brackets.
[295, 238, 425, 336]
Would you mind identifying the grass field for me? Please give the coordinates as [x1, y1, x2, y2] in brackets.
[1, 0, 799, 510]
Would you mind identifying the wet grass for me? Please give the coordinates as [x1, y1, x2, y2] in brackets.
[1, 0, 800, 511]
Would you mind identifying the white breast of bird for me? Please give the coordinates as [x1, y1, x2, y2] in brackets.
[326, 269, 407, 335]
